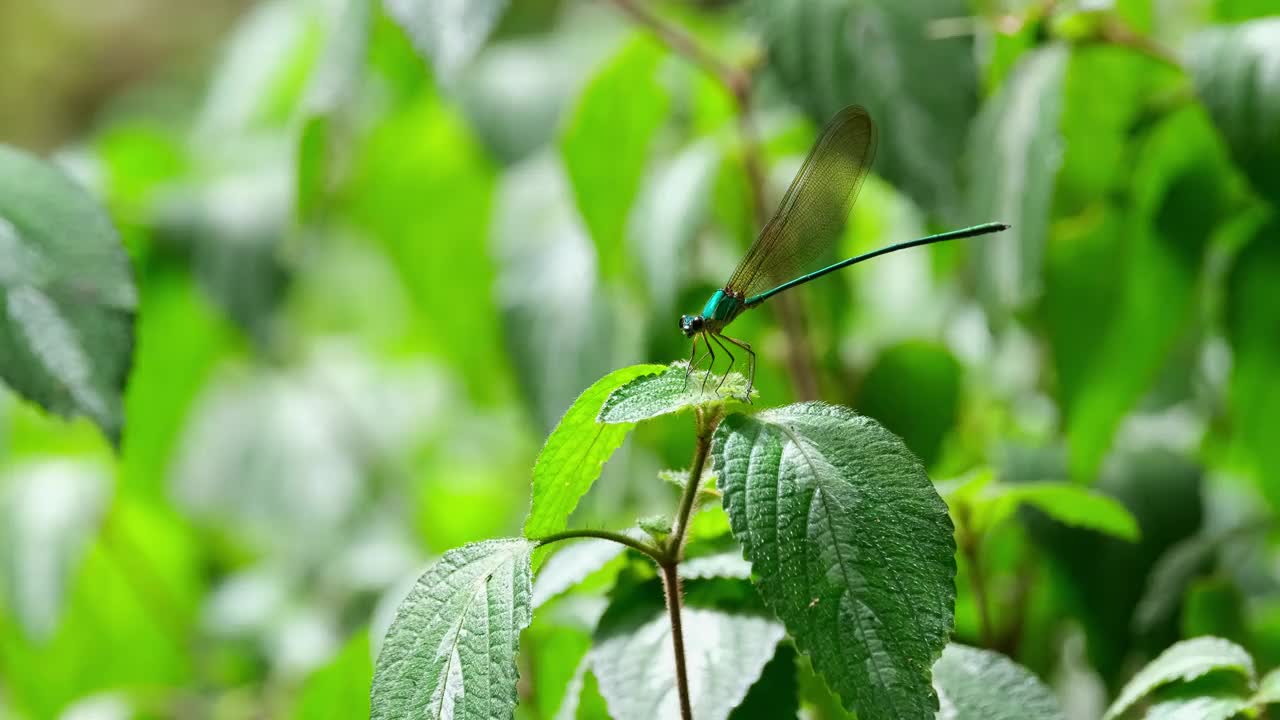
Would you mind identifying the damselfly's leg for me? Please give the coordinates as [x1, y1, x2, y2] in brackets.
[700, 331, 717, 393]
[720, 334, 756, 401]
[709, 333, 735, 394]
[683, 333, 700, 390]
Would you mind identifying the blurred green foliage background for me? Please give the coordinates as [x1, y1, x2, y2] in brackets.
[1, 0, 1279, 718]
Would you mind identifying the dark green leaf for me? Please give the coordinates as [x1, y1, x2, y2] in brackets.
[371, 538, 534, 720]
[1187, 19, 1280, 207]
[714, 402, 956, 720]
[856, 340, 962, 467]
[590, 577, 785, 720]
[598, 362, 753, 424]
[729, 644, 799, 720]
[1103, 636, 1255, 720]
[385, 0, 509, 80]
[524, 365, 665, 540]
[750, 0, 978, 220]
[932, 644, 1065, 720]
[561, 36, 670, 281]
[969, 45, 1068, 310]
[0, 145, 136, 444]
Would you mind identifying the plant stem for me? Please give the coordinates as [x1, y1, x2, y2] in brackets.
[660, 562, 695, 720]
[657, 415, 717, 720]
[534, 528, 666, 565]
[607, 0, 821, 400]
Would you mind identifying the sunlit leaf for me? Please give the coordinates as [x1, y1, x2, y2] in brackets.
[561, 36, 670, 281]
[590, 577, 785, 720]
[986, 482, 1140, 542]
[598, 362, 752, 424]
[969, 45, 1068, 310]
[1103, 636, 1255, 720]
[1187, 19, 1280, 207]
[0, 144, 136, 444]
[386, 0, 509, 81]
[533, 537, 633, 608]
[1253, 666, 1280, 706]
[1050, 104, 1229, 480]
[714, 403, 955, 720]
[371, 538, 534, 720]
[933, 644, 1065, 720]
[750, 0, 978, 220]
[523, 364, 664, 542]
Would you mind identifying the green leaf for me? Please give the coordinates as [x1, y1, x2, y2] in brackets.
[714, 402, 956, 720]
[0, 461, 110, 639]
[371, 538, 535, 720]
[750, 0, 978, 220]
[680, 550, 753, 581]
[298, 0, 371, 222]
[293, 630, 373, 720]
[1049, 102, 1229, 481]
[524, 364, 665, 540]
[0, 144, 136, 444]
[1187, 19, 1280, 207]
[590, 577, 785, 720]
[968, 45, 1069, 310]
[932, 644, 1065, 720]
[597, 362, 753, 424]
[1103, 637, 1256, 720]
[1225, 227, 1280, 508]
[385, 0, 509, 80]
[1145, 678, 1253, 720]
[987, 482, 1140, 542]
[561, 36, 670, 281]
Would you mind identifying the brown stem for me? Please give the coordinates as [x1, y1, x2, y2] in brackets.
[660, 562, 694, 720]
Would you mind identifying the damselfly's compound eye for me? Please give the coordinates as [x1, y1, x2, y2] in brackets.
[679, 315, 703, 337]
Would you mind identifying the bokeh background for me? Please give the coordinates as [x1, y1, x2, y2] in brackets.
[2, 0, 1279, 718]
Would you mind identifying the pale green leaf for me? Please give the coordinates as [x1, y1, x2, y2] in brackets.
[714, 402, 956, 720]
[385, 0, 508, 80]
[969, 45, 1068, 310]
[532, 537, 631, 609]
[597, 362, 753, 424]
[1187, 19, 1280, 206]
[933, 644, 1065, 720]
[1145, 681, 1253, 720]
[1252, 666, 1280, 706]
[371, 538, 534, 720]
[0, 144, 136, 444]
[524, 364, 665, 540]
[590, 578, 785, 720]
[561, 36, 670, 280]
[0, 461, 110, 639]
[988, 483, 1140, 542]
[1103, 637, 1256, 720]
[750, 0, 978, 220]
[729, 644, 799, 719]
[680, 550, 753, 581]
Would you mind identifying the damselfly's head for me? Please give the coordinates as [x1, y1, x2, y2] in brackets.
[679, 314, 704, 337]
